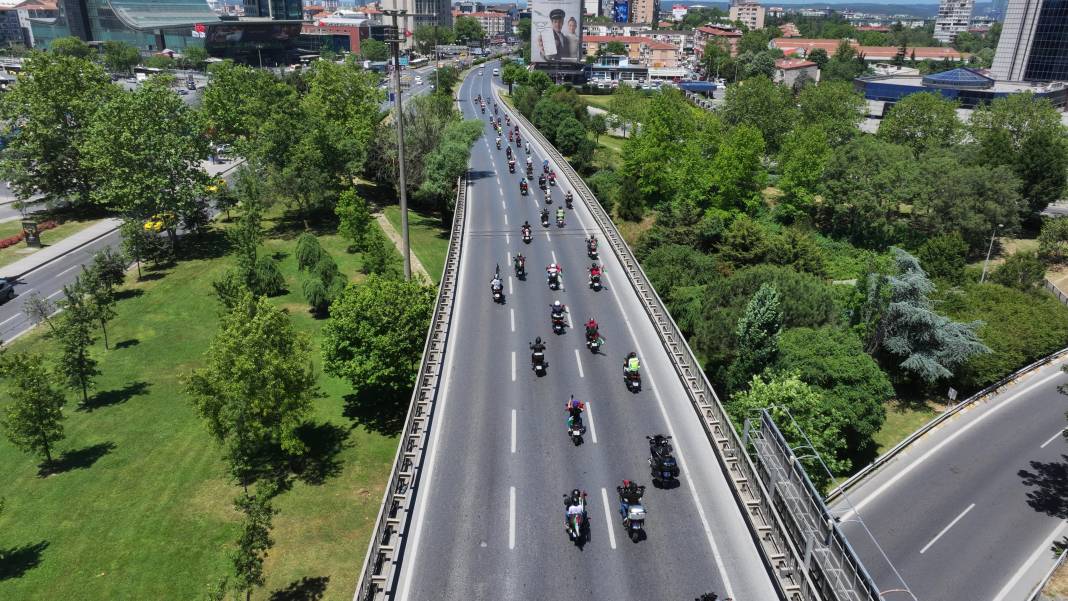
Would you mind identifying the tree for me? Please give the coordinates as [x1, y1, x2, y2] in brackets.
[180, 46, 209, 71]
[303, 250, 345, 317]
[49, 37, 91, 59]
[81, 79, 208, 226]
[615, 173, 645, 221]
[862, 248, 991, 384]
[501, 63, 526, 94]
[0, 353, 67, 469]
[916, 232, 968, 284]
[323, 275, 434, 401]
[80, 266, 117, 350]
[709, 124, 766, 213]
[622, 89, 691, 202]
[412, 25, 454, 56]
[555, 116, 586, 155]
[187, 293, 319, 486]
[454, 16, 485, 44]
[230, 484, 277, 601]
[101, 41, 140, 75]
[360, 227, 399, 277]
[1039, 217, 1068, 263]
[295, 233, 322, 271]
[54, 280, 99, 405]
[266, 130, 333, 227]
[299, 59, 382, 180]
[721, 76, 796, 152]
[795, 81, 864, 146]
[773, 327, 891, 463]
[336, 188, 373, 253]
[776, 125, 831, 222]
[21, 291, 58, 334]
[0, 52, 115, 206]
[360, 39, 389, 62]
[604, 41, 628, 55]
[725, 283, 782, 392]
[144, 55, 175, 69]
[728, 373, 850, 490]
[607, 84, 644, 138]
[822, 41, 867, 82]
[201, 61, 298, 149]
[877, 92, 961, 155]
[807, 47, 829, 70]
[588, 113, 607, 139]
[416, 119, 482, 217]
[971, 93, 1068, 215]
[991, 251, 1046, 291]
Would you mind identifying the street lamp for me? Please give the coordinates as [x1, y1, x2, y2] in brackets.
[980, 223, 1004, 284]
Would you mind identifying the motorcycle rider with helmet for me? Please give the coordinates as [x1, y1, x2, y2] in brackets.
[588, 263, 602, 286]
[617, 479, 645, 514]
[530, 336, 546, 365]
[624, 351, 640, 375]
[555, 206, 566, 226]
[540, 208, 550, 227]
[546, 262, 562, 286]
[585, 318, 599, 344]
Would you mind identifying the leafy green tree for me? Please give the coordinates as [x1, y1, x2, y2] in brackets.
[201, 61, 299, 149]
[588, 113, 608, 139]
[80, 266, 117, 350]
[230, 483, 277, 601]
[144, 55, 175, 69]
[607, 84, 645, 138]
[188, 293, 319, 485]
[807, 47, 829, 69]
[501, 63, 526, 94]
[299, 59, 381, 178]
[916, 232, 968, 284]
[822, 41, 867, 83]
[454, 16, 485, 44]
[323, 275, 434, 401]
[991, 251, 1046, 291]
[81, 79, 208, 225]
[119, 218, 156, 280]
[604, 41, 627, 55]
[417, 119, 482, 216]
[877, 92, 962, 155]
[725, 283, 783, 392]
[49, 36, 91, 58]
[54, 281, 100, 406]
[412, 25, 454, 56]
[101, 41, 140, 75]
[555, 116, 586, 155]
[336, 188, 374, 252]
[180, 46, 209, 71]
[615, 173, 645, 222]
[0, 353, 67, 469]
[1038, 217, 1068, 263]
[0, 52, 115, 206]
[266, 130, 333, 227]
[709, 124, 766, 213]
[776, 125, 831, 223]
[864, 248, 991, 384]
[721, 75, 796, 152]
[525, 70, 552, 95]
[623, 89, 691, 202]
[21, 291, 57, 334]
[642, 244, 721, 296]
[303, 250, 345, 317]
[360, 39, 389, 62]
[728, 373, 850, 490]
[360, 227, 400, 277]
[89, 247, 127, 291]
[773, 327, 891, 462]
[795, 81, 864, 146]
[295, 233, 323, 271]
[971, 93, 1068, 215]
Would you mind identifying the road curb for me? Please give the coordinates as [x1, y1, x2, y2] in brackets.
[9, 223, 121, 280]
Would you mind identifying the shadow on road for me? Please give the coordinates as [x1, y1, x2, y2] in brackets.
[1018, 454, 1068, 519]
[0, 540, 48, 580]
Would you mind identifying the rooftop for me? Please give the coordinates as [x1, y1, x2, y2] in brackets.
[775, 58, 816, 70]
[697, 25, 741, 37]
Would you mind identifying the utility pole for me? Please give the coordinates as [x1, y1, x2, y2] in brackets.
[384, 9, 412, 281]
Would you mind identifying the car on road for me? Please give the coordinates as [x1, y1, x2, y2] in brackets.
[415, 76, 423, 84]
[0, 277, 15, 303]
[479, 69, 484, 76]
[492, 68, 499, 76]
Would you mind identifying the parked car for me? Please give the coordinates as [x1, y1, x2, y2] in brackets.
[0, 277, 16, 303]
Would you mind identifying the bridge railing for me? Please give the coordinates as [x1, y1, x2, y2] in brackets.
[353, 173, 468, 601]
[498, 88, 818, 601]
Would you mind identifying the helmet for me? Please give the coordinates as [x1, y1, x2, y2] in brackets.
[535, 336, 542, 344]
[591, 263, 597, 269]
[628, 351, 636, 359]
[554, 301, 562, 308]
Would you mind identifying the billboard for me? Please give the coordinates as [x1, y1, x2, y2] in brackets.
[530, 0, 583, 63]
[612, 0, 629, 23]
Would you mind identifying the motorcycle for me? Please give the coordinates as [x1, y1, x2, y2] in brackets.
[545, 189, 552, 205]
[514, 256, 526, 279]
[492, 281, 504, 303]
[568, 415, 585, 445]
[587, 241, 599, 260]
[620, 498, 646, 543]
[624, 362, 641, 392]
[496, 139, 501, 150]
[508, 160, 515, 173]
[547, 272, 560, 291]
[586, 331, 602, 353]
[589, 272, 602, 291]
[532, 350, 547, 376]
[564, 493, 588, 544]
[526, 165, 534, 179]
[540, 212, 550, 228]
[522, 227, 532, 244]
[548, 172, 556, 186]
[647, 435, 680, 487]
[519, 180, 528, 196]
[538, 175, 546, 190]
[556, 214, 565, 228]
[566, 193, 573, 210]
[551, 310, 566, 334]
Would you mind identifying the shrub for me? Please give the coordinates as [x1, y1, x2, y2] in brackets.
[1038, 217, 1068, 263]
[251, 257, 285, 296]
[916, 232, 968, 284]
[295, 233, 323, 271]
[991, 251, 1046, 291]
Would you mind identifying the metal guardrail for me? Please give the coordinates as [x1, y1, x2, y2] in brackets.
[1027, 547, 1068, 601]
[826, 343, 1068, 504]
[353, 173, 468, 601]
[1044, 278, 1068, 306]
[497, 88, 815, 601]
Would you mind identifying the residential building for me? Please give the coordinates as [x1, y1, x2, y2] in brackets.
[857, 67, 1068, 109]
[694, 24, 741, 57]
[773, 58, 819, 87]
[729, 2, 764, 30]
[583, 34, 679, 67]
[671, 3, 687, 20]
[771, 38, 969, 62]
[933, 0, 974, 43]
[991, 0, 1068, 82]
[778, 22, 801, 37]
[380, 0, 451, 49]
[588, 54, 648, 83]
[766, 5, 783, 18]
[0, 0, 55, 47]
[465, 10, 510, 37]
[0, 5, 24, 47]
[630, 0, 659, 24]
[455, 0, 483, 12]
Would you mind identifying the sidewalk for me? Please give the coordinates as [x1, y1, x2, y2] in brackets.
[0, 218, 121, 279]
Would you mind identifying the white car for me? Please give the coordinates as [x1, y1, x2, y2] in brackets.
[415, 76, 423, 84]
[479, 69, 484, 75]
[492, 68, 499, 76]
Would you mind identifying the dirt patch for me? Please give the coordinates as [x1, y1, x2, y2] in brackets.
[1043, 554, 1068, 599]
[615, 211, 657, 248]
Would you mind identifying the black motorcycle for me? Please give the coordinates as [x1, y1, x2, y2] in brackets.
[647, 435, 680, 487]
[514, 256, 526, 279]
[531, 350, 547, 376]
[551, 310, 566, 334]
[540, 212, 550, 228]
[522, 227, 532, 244]
[568, 414, 585, 445]
[566, 193, 573, 209]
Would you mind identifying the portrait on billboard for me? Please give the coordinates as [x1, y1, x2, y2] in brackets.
[531, 0, 582, 63]
[612, 0, 629, 23]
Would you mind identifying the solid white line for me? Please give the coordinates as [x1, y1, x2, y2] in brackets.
[919, 503, 974, 554]
[585, 401, 598, 443]
[46, 290, 63, 299]
[551, 250, 558, 264]
[992, 521, 1068, 601]
[511, 351, 516, 382]
[600, 487, 616, 549]
[841, 367, 1066, 521]
[509, 486, 516, 549]
[510, 308, 515, 332]
[1040, 427, 1066, 448]
[574, 348, 584, 378]
[511, 409, 517, 454]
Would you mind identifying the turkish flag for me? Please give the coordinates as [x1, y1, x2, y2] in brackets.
[405, 29, 413, 37]
[194, 23, 205, 33]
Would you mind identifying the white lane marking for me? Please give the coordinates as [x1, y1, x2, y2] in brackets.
[46, 290, 63, 299]
[600, 487, 617, 549]
[586, 401, 598, 444]
[841, 367, 1066, 521]
[511, 351, 516, 382]
[56, 264, 80, 278]
[574, 348, 584, 378]
[544, 231, 551, 243]
[992, 521, 1068, 601]
[500, 200, 505, 209]
[509, 486, 516, 549]
[499, 187, 504, 196]
[551, 250, 558, 264]
[1040, 427, 1066, 448]
[510, 308, 515, 332]
[0, 314, 20, 327]
[505, 233, 510, 244]
[919, 503, 974, 554]
[503, 213, 508, 226]
[507, 251, 511, 263]
[511, 409, 517, 454]
[508, 276, 513, 295]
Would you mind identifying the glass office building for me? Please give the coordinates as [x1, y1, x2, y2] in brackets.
[32, 0, 220, 51]
[991, 0, 1068, 82]
[857, 68, 1068, 109]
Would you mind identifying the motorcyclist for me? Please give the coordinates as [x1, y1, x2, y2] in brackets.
[506, 145, 513, 159]
[538, 174, 546, 189]
[508, 130, 513, 142]
[586, 234, 598, 255]
[565, 190, 573, 205]
[506, 115, 510, 126]
[521, 221, 532, 238]
[625, 351, 640, 375]
[496, 136, 502, 149]
[585, 319, 599, 343]
[555, 206, 566, 225]
[514, 252, 525, 275]
[545, 188, 552, 203]
[564, 489, 586, 533]
[550, 299, 567, 320]
[525, 142, 531, 154]
[546, 262, 562, 285]
[566, 395, 585, 429]
[519, 179, 528, 194]
[589, 263, 602, 285]
[530, 336, 546, 365]
[617, 479, 645, 513]
[490, 273, 503, 297]
[540, 208, 550, 226]
[548, 170, 556, 185]
[543, 158, 549, 173]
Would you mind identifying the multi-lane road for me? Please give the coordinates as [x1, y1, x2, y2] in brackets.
[835, 358, 1068, 601]
[391, 62, 777, 601]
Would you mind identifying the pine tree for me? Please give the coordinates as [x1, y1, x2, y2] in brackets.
[726, 283, 783, 393]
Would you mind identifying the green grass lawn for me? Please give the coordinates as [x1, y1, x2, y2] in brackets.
[579, 94, 614, 111]
[381, 205, 449, 285]
[873, 400, 942, 455]
[0, 218, 104, 269]
[0, 208, 408, 601]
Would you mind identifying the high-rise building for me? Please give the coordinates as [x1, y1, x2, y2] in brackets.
[729, 2, 764, 30]
[381, 0, 451, 48]
[629, 0, 658, 24]
[584, 0, 600, 17]
[933, 0, 975, 43]
[991, 0, 1068, 82]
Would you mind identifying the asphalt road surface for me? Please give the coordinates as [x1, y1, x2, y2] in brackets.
[834, 358, 1068, 601]
[391, 62, 777, 601]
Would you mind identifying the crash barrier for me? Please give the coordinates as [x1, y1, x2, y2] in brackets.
[1027, 547, 1068, 601]
[1044, 278, 1068, 307]
[748, 411, 883, 601]
[498, 88, 845, 601]
[353, 174, 468, 601]
[826, 344, 1068, 504]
